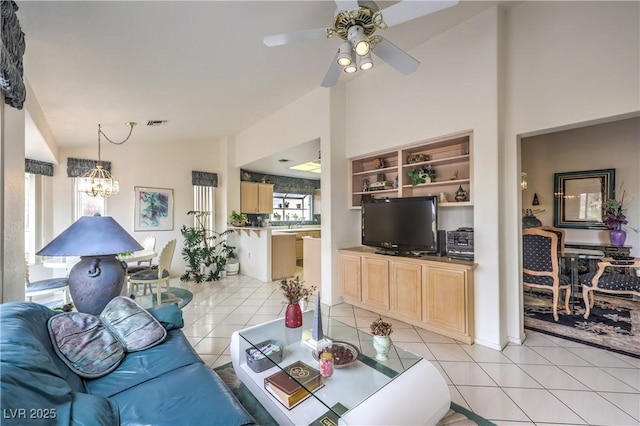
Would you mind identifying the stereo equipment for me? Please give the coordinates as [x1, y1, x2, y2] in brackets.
[447, 228, 474, 261]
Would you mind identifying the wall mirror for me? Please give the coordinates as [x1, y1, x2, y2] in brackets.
[553, 169, 615, 229]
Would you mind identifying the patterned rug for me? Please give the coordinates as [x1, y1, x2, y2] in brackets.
[524, 292, 640, 358]
[213, 363, 492, 425]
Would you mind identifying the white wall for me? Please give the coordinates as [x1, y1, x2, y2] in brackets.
[345, 8, 503, 348]
[522, 117, 640, 256]
[1, 97, 26, 302]
[49, 136, 224, 274]
[502, 1, 640, 342]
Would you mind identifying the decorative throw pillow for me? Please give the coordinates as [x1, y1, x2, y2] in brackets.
[48, 296, 167, 378]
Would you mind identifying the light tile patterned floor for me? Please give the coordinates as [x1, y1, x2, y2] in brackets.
[38, 274, 640, 425]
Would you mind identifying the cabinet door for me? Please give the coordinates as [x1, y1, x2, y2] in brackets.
[240, 182, 258, 214]
[362, 257, 389, 310]
[339, 253, 361, 302]
[423, 266, 467, 334]
[390, 261, 422, 321]
[258, 183, 273, 214]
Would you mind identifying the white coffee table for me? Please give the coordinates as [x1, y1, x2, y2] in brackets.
[230, 311, 450, 425]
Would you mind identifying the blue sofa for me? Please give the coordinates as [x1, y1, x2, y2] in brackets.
[0, 302, 255, 425]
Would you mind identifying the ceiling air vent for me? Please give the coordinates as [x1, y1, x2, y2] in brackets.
[146, 120, 168, 126]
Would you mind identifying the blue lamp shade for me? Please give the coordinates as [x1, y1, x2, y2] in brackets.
[37, 215, 142, 256]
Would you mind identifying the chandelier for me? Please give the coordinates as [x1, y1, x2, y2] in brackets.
[78, 122, 136, 197]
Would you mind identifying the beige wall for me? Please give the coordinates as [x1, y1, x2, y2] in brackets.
[345, 7, 502, 348]
[47, 137, 224, 274]
[522, 117, 640, 254]
[502, 1, 640, 343]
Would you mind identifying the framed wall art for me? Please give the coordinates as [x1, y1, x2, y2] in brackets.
[553, 169, 614, 229]
[134, 187, 174, 231]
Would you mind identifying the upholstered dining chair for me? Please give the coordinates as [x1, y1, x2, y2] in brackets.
[537, 226, 565, 252]
[580, 258, 640, 319]
[523, 228, 571, 321]
[126, 236, 157, 274]
[25, 256, 79, 304]
[128, 239, 176, 305]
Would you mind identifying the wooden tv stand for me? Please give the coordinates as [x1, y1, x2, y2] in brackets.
[339, 247, 476, 344]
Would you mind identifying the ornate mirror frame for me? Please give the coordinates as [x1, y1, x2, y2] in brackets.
[553, 169, 615, 229]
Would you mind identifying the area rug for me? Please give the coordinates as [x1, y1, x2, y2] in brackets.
[524, 292, 640, 358]
[213, 362, 493, 425]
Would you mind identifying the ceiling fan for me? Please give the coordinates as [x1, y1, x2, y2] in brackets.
[263, 0, 459, 87]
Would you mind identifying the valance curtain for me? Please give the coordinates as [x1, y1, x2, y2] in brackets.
[0, 1, 26, 109]
[240, 169, 320, 195]
[67, 158, 111, 177]
[25, 159, 54, 176]
[191, 171, 218, 187]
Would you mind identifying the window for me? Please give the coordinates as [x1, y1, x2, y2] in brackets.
[194, 185, 215, 233]
[74, 178, 105, 220]
[272, 193, 312, 222]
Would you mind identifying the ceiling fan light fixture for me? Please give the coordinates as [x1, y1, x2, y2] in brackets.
[344, 62, 358, 73]
[359, 52, 374, 70]
[337, 41, 352, 66]
[348, 25, 370, 56]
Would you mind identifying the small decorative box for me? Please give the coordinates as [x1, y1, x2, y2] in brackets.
[246, 340, 282, 373]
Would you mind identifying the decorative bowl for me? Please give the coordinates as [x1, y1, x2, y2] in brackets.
[313, 341, 359, 368]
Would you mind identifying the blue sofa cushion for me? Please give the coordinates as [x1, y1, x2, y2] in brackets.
[48, 296, 167, 378]
[70, 392, 119, 426]
[147, 303, 184, 330]
[113, 363, 255, 426]
[86, 329, 202, 398]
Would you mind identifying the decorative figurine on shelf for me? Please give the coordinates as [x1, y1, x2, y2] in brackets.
[454, 185, 468, 202]
[362, 178, 370, 192]
[393, 176, 398, 189]
[451, 170, 458, 180]
[372, 158, 385, 169]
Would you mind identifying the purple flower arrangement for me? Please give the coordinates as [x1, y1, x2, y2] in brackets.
[602, 191, 628, 230]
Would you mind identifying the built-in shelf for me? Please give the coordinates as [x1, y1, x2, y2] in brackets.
[349, 131, 474, 209]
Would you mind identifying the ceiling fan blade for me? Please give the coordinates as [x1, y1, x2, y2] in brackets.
[263, 28, 328, 47]
[372, 38, 420, 75]
[381, 0, 459, 27]
[321, 51, 343, 87]
[334, 0, 360, 11]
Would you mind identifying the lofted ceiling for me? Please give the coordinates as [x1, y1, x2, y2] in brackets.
[18, 0, 506, 177]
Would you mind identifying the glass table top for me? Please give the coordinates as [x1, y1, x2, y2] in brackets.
[238, 310, 421, 417]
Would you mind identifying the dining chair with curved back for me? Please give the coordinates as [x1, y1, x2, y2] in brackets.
[126, 236, 157, 275]
[580, 258, 640, 319]
[537, 226, 565, 252]
[523, 228, 571, 321]
[129, 239, 176, 305]
[25, 256, 79, 305]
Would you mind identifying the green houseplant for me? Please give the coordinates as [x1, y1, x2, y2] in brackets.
[407, 166, 436, 186]
[229, 210, 248, 227]
[180, 211, 235, 283]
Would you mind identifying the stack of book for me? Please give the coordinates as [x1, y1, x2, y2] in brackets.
[264, 360, 324, 409]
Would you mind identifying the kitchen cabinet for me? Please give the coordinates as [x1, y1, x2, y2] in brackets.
[271, 234, 296, 280]
[338, 247, 475, 344]
[241, 182, 273, 214]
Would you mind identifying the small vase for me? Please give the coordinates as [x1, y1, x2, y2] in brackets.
[285, 303, 303, 328]
[609, 229, 627, 247]
[372, 335, 391, 361]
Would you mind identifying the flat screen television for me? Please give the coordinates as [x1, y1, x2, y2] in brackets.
[361, 196, 438, 255]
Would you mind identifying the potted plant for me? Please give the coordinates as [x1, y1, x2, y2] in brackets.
[180, 211, 235, 283]
[370, 316, 393, 361]
[280, 276, 316, 328]
[603, 190, 631, 246]
[273, 212, 281, 220]
[229, 210, 248, 227]
[407, 166, 436, 186]
[225, 245, 240, 276]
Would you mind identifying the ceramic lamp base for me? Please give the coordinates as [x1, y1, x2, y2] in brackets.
[68, 255, 126, 315]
